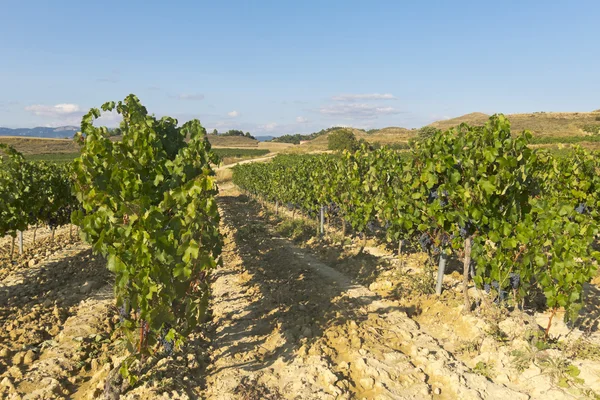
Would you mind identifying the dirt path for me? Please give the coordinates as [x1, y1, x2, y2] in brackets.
[215, 154, 278, 172]
[202, 189, 529, 399]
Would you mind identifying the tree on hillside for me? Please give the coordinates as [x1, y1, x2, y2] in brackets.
[417, 126, 440, 140]
[211, 129, 218, 135]
[328, 129, 359, 151]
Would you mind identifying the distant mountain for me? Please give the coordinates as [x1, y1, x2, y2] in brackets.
[0, 126, 79, 139]
[254, 135, 275, 142]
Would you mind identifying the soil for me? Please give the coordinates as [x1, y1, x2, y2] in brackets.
[1, 185, 600, 399]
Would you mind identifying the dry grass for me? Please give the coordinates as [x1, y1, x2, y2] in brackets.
[208, 135, 258, 148]
[0, 137, 79, 155]
[216, 168, 233, 183]
[430, 112, 600, 138]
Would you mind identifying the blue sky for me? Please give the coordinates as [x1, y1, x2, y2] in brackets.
[0, 0, 598, 135]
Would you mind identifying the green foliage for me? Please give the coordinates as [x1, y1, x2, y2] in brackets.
[272, 127, 341, 144]
[71, 95, 223, 380]
[327, 129, 359, 152]
[583, 124, 600, 134]
[25, 152, 79, 164]
[473, 361, 495, 379]
[417, 126, 440, 140]
[529, 135, 600, 144]
[233, 115, 600, 331]
[0, 145, 76, 237]
[219, 129, 256, 139]
[213, 148, 269, 159]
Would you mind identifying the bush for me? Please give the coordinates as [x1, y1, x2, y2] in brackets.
[328, 129, 359, 151]
[417, 126, 440, 140]
[582, 124, 600, 134]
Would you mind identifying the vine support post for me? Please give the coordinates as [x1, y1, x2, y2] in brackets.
[51, 228, 55, 242]
[33, 225, 38, 245]
[462, 237, 472, 312]
[398, 239, 403, 266]
[10, 237, 15, 260]
[436, 251, 447, 296]
[69, 224, 73, 239]
[18, 230, 23, 255]
[320, 206, 325, 237]
[275, 200, 279, 216]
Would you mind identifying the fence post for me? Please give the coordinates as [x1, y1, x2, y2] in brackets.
[18, 230, 23, 255]
[436, 251, 447, 295]
[320, 206, 325, 237]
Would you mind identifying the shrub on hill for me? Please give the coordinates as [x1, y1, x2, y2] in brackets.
[328, 129, 359, 151]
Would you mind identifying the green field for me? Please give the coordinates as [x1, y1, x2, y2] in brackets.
[24, 152, 79, 164]
[22, 148, 270, 164]
[213, 148, 270, 159]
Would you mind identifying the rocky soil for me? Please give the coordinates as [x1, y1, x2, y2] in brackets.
[1, 187, 600, 399]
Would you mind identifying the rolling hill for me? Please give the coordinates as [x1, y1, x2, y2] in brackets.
[0, 126, 79, 139]
[429, 111, 600, 137]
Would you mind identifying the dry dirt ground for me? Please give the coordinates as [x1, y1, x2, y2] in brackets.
[2, 187, 600, 399]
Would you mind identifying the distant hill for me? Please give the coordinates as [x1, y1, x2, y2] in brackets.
[255, 135, 275, 142]
[0, 136, 79, 155]
[207, 135, 258, 148]
[429, 111, 600, 137]
[0, 126, 79, 139]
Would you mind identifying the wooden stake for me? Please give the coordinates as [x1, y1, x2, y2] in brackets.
[463, 237, 472, 312]
[436, 252, 447, 295]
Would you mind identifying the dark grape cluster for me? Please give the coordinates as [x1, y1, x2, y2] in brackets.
[418, 233, 433, 251]
[158, 329, 174, 355]
[118, 305, 127, 323]
[459, 221, 473, 238]
[484, 283, 491, 294]
[509, 272, 520, 289]
[575, 203, 588, 214]
[428, 189, 439, 202]
[490, 280, 507, 303]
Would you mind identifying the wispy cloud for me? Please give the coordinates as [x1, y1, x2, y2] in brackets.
[25, 103, 81, 116]
[319, 103, 403, 119]
[332, 93, 396, 102]
[227, 110, 239, 117]
[296, 116, 308, 123]
[176, 93, 205, 101]
[258, 122, 278, 131]
[24, 103, 122, 127]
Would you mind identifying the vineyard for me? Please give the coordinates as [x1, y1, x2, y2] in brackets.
[2, 103, 600, 399]
[233, 115, 600, 333]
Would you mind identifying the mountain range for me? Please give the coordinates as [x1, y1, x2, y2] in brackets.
[0, 126, 79, 139]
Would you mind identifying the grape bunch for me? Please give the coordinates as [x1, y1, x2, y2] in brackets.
[158, 329, 174, 355]
[575, 203, 588, 214]
[118, 304, 128, 323]
[418, 233, 433, 251]
[459, 221, 473, 238]
[509, 272, 520, 289]
[428, 189, 439, 202]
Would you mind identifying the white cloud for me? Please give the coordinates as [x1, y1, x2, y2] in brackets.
[25, 103, 81, 116]
[296, 116, 308, 123]
[332, 93, 396, 101]
[176, 93, 205, 101]
[227, 110, 239, 117]
[24, 103, 123, 127]
[319, 103, 403, 119]
[258, 122, 278, 131]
